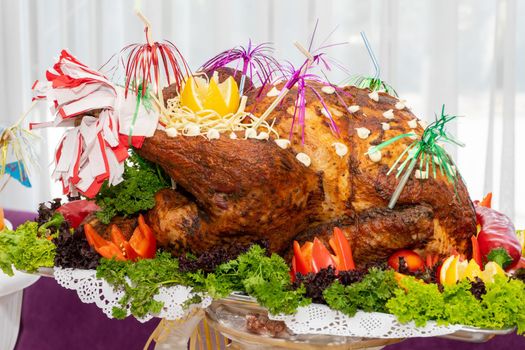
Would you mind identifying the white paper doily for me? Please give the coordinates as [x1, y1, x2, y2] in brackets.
[269, 303, 463, 338]
[53, 267, 211, 323]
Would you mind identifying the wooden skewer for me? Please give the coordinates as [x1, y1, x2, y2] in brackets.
[134, 0, 153, 45]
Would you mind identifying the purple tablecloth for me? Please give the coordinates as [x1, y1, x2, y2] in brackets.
[6, 209, 524, 349]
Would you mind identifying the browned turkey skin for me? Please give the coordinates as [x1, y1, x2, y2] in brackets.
[137, 83, 476, 265]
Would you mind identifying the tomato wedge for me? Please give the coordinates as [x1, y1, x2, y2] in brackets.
[329, 227, 355, 271]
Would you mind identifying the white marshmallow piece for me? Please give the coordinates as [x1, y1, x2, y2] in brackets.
[332, 142, 348, 157]
[166, 127, 178, 138]
[383, 109, 394, 119]
[381, 122, 390, 131]
[185, 124, 201, 136]
[348, 105, 360, 113]
[275, 139, 291, 149]
[355, 127, 371, 139]
[245, 128, 257, 139]
[367, 146, 382, 162]
[256, 131, 270, 140]
[296, 152, 311, 167]
[266, 86, 280, 97]
[321, 85, 336, 94]
[408, 119, 418, 129]
[229, 132, 238, 139]
[395, 100, 406, 110]
[206, 128, 220, 140]
[368, 91, 379, 102]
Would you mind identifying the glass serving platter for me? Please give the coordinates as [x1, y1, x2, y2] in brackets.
[204, 293, 515, 349]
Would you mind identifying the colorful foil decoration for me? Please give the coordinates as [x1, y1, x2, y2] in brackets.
[121, 4, 189, 97]
[31, 50, 159, 198]
[367, 105, 463, 208]
[347, 32, 397, 96]
[200, 41, 281, 95]
[0, 120, 38, 189]
[254, 34, 349, 142]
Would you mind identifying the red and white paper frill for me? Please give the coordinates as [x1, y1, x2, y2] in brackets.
[31, 50, 159, 197]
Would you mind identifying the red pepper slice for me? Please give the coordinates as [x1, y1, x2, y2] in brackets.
[293, 241, 310, 275]
[479, 193, 492, 208]
[129, 214, 157, 259]
[110, 225, 139, 261]
[311, 238, 336, 273]
[57, 200, 100, 228]
[328, 227, 355, 271]
[84, 224, 126, 261]
[471, 235, 482, 267]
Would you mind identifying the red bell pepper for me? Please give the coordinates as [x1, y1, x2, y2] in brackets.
[293, 241, 310, 275]
[56, 200, 100, 228]
[329, 227, 355, 271]
[84, 223, 126, 261]
[475, 205, 522, 270]
[291, 228, 356, 280]
[110, 225, 139, 261]
[129, 214, 156, 259]
[479, 193, 492, 208]
[471, 235, 482, 267]
[311, 238, 336, 273]
[84, 214, 156, 261]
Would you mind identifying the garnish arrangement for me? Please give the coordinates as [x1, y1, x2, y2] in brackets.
[1, 4, 524, 347]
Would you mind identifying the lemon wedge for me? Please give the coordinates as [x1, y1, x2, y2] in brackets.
[440, 255, 459, 286]
[481, 261, 506, 283]
[180, 75, 240, 116]
[460, 259, 482, 280]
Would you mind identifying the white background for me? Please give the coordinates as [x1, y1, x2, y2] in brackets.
[0, 0, 524, 227]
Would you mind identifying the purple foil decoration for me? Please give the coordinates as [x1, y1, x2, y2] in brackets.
[200, 41, 281, 95]
[279, 54, 349, 143]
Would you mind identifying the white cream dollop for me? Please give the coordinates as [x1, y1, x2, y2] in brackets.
[166, 127, 178, 138]
[206, 128, 220, 140]
[348, 105, 360, 113]
[355, 127, 371, 139]
[275, 139, 291, 149]
[381, 122, 390, 131]
[383, 109, 394, 119]
[185, 124, 201, 136]
[266, 86, 280, 97]
[368, 90, 379, 102]
[332, 142, 348, 157]
[408, 119, 418, 129]
[321, 85, 336, 94]
[245, 128, 257, 139]
[367, 146, 382, 162]
[296, 152, 311, 167]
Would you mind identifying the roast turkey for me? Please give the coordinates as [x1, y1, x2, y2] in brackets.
[137, 82, 476, 265]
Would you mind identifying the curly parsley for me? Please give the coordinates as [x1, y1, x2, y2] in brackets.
[95, 152, 170, 224]
[323, 268, 399, 317]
